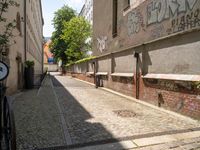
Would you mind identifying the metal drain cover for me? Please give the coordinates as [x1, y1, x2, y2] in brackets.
[113, 110, 136, 118]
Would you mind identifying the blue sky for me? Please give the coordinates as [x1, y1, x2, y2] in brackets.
[42, 0, 84, 37]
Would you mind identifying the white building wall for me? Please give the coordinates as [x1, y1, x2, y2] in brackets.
[26, 0, 43, 76]
[80, 0, 93, 24]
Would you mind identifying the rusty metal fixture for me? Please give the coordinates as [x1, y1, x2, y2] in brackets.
[158, 92, 164, 107]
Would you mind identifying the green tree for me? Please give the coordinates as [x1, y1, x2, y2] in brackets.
[61, 17, 91, 64]
[50, 5, 76, 64]
[0, 0, 19, 50]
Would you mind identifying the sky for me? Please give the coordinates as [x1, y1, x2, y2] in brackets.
[41, 0, 84, 37]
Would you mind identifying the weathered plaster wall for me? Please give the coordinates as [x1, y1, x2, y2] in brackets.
[93, 0, 200, 75]
[141, 31, 200, 75]
[88, 61, 94, 72]
[3, 0, 25, 94]
[97, 57, 111, 72]
[113, 50, 135, 73]
[73, 63, 87, 73]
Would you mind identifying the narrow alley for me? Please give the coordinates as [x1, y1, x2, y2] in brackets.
[13, 73, 200, 150]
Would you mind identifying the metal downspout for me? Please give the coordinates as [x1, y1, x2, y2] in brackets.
[24, 0, 26, 61]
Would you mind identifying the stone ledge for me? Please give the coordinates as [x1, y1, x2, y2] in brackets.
[86, 72, 94, 76]
[142, 74, 200, 82]
[96, 72, 108, 76]
[111, 73, 134, 77]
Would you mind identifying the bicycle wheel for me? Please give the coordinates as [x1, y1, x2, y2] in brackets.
[3, 97, 16, 150]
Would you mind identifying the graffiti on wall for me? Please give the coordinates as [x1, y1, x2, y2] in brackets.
[147, 0, 197, 25]
[150, 24, 165, 38]
[97, 36, 107, 53]
[168, 8, 200, 34]
[127, 0, 199, 37]
[127, 10, 144, 35]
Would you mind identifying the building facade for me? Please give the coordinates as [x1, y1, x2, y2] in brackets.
[0, 0, 43, 94]
[79, 0, 93, 24]
[67, 0, 200, 119]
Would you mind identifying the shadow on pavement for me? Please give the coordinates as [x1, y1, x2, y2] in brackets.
[47, 75, 125, 150]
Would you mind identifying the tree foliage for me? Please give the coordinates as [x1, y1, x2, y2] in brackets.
[50, 5, 76, 64]
[61, 17, 91, 64]
[50, 5, 91, 66]
[0, 0, 19, 50]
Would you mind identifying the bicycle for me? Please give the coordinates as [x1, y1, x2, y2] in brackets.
[0, 60, 16, 150]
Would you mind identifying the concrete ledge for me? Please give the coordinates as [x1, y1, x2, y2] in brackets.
[86, 72, 94, 76]
[142, 74, 200, 82]
[111, 73, 134, 77]
[96, 72, 108, 76]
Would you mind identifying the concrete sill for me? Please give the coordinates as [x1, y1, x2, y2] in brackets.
[96, 72, 108, 76]
[86, 72, 94, 75]
[111, 73, 134, 77]
[142, 74, 200, 82]
[86, 72, 94, 76]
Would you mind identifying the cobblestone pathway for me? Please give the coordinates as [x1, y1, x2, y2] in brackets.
[51, 73, 200, 147]
[13, 73, 200, 150]
[13, 76, 66, 149]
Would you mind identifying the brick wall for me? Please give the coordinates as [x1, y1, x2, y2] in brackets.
[140, 76, 200, 120]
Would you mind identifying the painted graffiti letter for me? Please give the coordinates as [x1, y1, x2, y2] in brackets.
[97, 36, 107, 53]
[147, 0, 198, 25]
[127, 11, 144, 36]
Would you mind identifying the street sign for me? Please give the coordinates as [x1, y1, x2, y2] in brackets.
[0, 61, 9, 81]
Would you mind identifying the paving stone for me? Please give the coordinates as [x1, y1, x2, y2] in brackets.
[13, 73, 200, 150]
[51, 74, 200, 145]
[172, 131, 200, 140]
[133, 135, 177, 146]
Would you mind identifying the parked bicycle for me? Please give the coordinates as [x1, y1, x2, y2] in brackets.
[0, 61, 16, 150]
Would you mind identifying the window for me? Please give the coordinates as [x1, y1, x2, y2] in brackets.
[112, 0, 118, 38]
[124, 0, 146, 11]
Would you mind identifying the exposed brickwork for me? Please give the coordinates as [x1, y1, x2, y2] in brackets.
[67, 73, 94, 84]
[65, 72, 200, 120]
[140, 75, 200, 120]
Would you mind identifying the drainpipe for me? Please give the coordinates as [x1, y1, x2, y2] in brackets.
[24, 0, 27, 62]
[134, 51, 139, 99]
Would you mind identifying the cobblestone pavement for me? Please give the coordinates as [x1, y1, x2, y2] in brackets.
[13, 73, 200, 150]
[13, 76, 66, 149]
[51, 73, 200, 146]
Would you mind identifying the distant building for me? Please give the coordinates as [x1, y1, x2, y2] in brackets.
[0, 0, 44, 94]
[79, 0, 93, 24]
